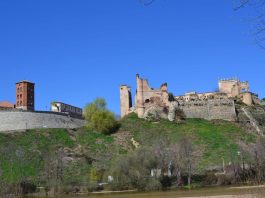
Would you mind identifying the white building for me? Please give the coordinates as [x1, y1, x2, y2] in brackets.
[51, 102, 83, 116]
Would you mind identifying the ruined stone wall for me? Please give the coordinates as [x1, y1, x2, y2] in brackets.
[120, 75, 245, 121]
[178, 99, 237, 121]
[242, 92, 253, 106]
[135, 74, 169, 118]
[0, 111, 85, 132]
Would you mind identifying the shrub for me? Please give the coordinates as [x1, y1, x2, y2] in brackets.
[84, 98, 106, 122]
[144, 178, 162, 191]
[168, 93, 175, 102]
[90, 110, 119, 134]
[20, 180, 37, 194]
[175, 108, 186, 122]
[202, 172, 218, 185]
[87, 183, 103, 192]
[216, 174, 234, 185]
[108, 147, 158, 191]
[84, 98, 119, 134]
[160, 176, 171, 189]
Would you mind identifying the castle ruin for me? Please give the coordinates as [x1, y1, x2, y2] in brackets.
[120, 75, 262, 121]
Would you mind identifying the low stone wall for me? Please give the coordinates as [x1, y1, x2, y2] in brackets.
[0, 111, 85, 132]
[178, 99, 237, 121]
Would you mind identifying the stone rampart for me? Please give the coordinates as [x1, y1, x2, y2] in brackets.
[0, 111, 85, 132]
[178, 99, 237, 121]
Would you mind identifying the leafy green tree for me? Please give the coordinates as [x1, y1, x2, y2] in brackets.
[83, 98, 106, 122]
[90, 110, 118, 134]
[84, 98, 118, 134]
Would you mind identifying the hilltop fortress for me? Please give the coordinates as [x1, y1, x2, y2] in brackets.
[120, 74, 262, 122]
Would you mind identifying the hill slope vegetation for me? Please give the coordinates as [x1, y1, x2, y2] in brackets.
[0, 113, 258, 194]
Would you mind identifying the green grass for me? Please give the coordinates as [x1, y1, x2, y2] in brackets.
[0, 129, 76, 182]
[76, 127, 115, 159]
[0, 114, 257, 184]
[120, 113, 257, 169]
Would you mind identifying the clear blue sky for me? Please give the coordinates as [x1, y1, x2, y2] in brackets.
[0, 0, 264, 114]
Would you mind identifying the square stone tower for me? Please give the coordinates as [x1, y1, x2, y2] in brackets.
[218, 79, 249, 97]
[120, 85, 132, 118]
[16, 80, 35, 111]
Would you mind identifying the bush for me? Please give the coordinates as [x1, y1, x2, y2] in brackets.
[136, 177, 162, 191]
[20, 180, 37, 194]
[87, 183, 103, 192]
[160, 176, 171, 189]
[144, 178, 162, 191]
[216, 174, 234, 185]
[84, 98, 106, 122]
[90, 110, 119, 134]
[84, 98, 119, 134]
[108, 181, 130, 191]
[202, 172, 218, 185]
[108, 147, 158, 191]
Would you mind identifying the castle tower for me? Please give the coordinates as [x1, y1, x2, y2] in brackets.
[136, 74, 145, 118]
[218, 79, 249, 97]
[16, 80, 35, 111]
[242, 92, 253, 106]
[120, 85, 132, 118]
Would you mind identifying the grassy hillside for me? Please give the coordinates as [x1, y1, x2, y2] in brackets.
[0, 128, 118, 185]
[0, 113, 257, 188]
[120, 113, 256, 169]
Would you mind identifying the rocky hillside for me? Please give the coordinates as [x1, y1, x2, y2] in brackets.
[236, 103, 265, 135]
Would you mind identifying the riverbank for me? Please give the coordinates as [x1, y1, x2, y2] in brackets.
[86, 185, 265, 198]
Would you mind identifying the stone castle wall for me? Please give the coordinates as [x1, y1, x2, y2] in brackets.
[178, 99, 237, 121]
[120, 75, 258, 121]
[0, 111, 85, 132]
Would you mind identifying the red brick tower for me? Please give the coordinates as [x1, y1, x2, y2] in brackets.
[16, 81, 35, 111]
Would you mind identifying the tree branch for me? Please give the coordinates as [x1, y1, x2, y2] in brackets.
[139, 0, 156, 6]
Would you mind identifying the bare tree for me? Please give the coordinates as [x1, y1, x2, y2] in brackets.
[41, 148, 64, 195]
[253, 137, 265, 182]
[178, 137, 202, 186]
[234, 0, 265, 48]
[152, 137, 171, 176]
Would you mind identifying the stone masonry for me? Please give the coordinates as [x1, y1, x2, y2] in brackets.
[120, 75, 261, 121]
[0, 111, 85, 132]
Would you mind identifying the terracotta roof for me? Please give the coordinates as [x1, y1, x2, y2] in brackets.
[0, 101, 15, 108]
